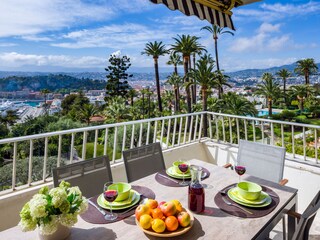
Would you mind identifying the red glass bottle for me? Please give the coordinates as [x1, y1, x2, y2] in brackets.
[188, 165, 205, 213]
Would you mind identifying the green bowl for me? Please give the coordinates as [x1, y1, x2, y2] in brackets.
[172, 161, 190, 174]
[108, 182, 131, 202]
[237, 182, 262, 201]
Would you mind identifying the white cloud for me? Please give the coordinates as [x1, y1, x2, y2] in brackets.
[51, 23, 180, 49]
[0, 0, 152, 38]
[234, 1, 320, 22]
[229, 23, 289, 53]
[258, 23, 280, 34]
[0, 43, 17, 47]
[222, 57, 298, 72]
[0, 52, 106, 68]
[21, 35, 53, 42]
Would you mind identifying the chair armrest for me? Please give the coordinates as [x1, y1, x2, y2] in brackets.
[279, 178, 289, 186]
[223, 163, 232, 168]
[287, 210, 301, 220]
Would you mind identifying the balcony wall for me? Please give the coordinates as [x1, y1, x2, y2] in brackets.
[1, 141, 319, 233]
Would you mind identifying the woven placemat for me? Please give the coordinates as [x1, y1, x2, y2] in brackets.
[80, 185, 155, 224]
[214, 184, 279, 218]
[155, 167, 210, 187]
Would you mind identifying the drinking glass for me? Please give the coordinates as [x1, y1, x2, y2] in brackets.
[103, 182, 118, 221]
[178, 160, 189, 186]
[234, 165, 246, 183]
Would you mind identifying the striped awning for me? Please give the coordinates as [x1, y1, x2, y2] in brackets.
[150, 0, 236, 30]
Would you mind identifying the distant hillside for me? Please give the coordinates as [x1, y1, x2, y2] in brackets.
[227, 63, 320, 78]
[0, 74, 106, 92]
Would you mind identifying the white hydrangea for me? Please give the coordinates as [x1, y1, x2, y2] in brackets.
[29, 194, 48, 218]
[59, 213, 78, 227]
[49, 187, 67, 208]
[38, 216, 58, 235]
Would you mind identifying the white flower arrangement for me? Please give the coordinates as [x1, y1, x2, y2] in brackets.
[19, 181, 88, 235]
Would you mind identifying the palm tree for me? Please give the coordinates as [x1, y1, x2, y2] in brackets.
[289, 85, 314, 112]
[214, 70, 231, 99]
[166, 73, 183, 113]
[255, 73, 281, 116]
[146, 87, 153, 118]
[0, 110, 19, 127]
[142, 41, 169, 113]
[128, 88, 137, 107]
[104, 96, 129, 123]
[187, 55, 217, 136]
[140, 88, 148, 119]
[40, 89, 51, 113]
[217, 92, 258, 116]
[294, 58, 318, 85]
[276, 69, 291, 107]
[79, 104, 99, 125]
[162, 90, 175, 112]
[166, 52, 183, 74]
[201, 24, 234, 71]
[171, 35, 206, 113]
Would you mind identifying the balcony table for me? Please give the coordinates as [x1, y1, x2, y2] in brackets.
[0, 159, 298, 240]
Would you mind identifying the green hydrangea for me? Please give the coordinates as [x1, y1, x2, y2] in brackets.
[59, 200, 71, 213]
[68, 186, 82, 198]
[19, 181, 87, 235]
[39, 186, 49, 195]
[49, 187, 67, 208]
[18, 203, 37, 232]
[77, 198, 88, 214]
[59, 180, 71, 190]
[38, 216, 58, 235]
[60, 213, 78, 227]
[29, 194, 48, 218]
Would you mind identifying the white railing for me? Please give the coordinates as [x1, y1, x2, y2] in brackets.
[0, 111, 320, 195]
[0, 112, 205, 194]
[208, 112, 320, 164]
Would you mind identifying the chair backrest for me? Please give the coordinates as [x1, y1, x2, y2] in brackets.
[122, 142, 166, 182]
[237, 140, 286, 183]
[293, 190, 320, 240]
[52, 156, 113, 198]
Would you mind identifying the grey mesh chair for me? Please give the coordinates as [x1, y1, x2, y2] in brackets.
[122, 142, 166, 182]
[52, 155, 113, 198]
[231, 140, 288, 185]
[290, 190, 320, 240]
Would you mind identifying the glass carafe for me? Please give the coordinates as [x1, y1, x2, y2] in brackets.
[188, 165, 205, 213]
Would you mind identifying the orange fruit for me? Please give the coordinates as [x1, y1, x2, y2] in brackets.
[165, 216, 179, 232]
[170, 199, 183, 213]
[151, 208, 164, 219]
[151, 219, 166, 233]
[139, 214, 153, 230]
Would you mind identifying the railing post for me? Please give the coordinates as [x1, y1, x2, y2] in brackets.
[178, 117, 183, 146]
[93, 129, 98, 158]
[122, 125, 127, 152]
[43, 137, 48, 182]
[153, 121, 158, 144]
[244, 119, 247, 141]
[199, 113, 204, 140]
[172, 117, 177, 147]
[12, 142, 17, 190]
[315, 130, 318, 164]
[28, 140, 33, 185]
[292, 125, 295, 158]
[303, 127, 306, 161]
[112, 127, 118, 163]
[70, 133, 75, 163]
[104, 128, 109, 156]
[166, 119, 171, 148]
[193, 115, 199, 141]
[139, 123, 143, 147]
[57, 135, 62, 167]
[146, 122, 150, 145]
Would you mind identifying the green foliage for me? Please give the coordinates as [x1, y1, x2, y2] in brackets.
[0, 157, 66, 190]
[105, 54, 132, 103]
[61, 92, 90, 119]
[0, 74, 105, 92]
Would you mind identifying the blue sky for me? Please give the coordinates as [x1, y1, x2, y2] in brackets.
[0, 0, 319, 72]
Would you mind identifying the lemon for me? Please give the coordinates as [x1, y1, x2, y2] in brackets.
[139, 214, 152, 230]
[151, 218, 166, 233]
